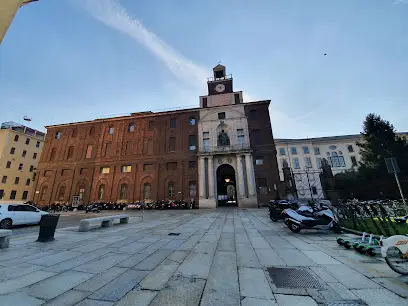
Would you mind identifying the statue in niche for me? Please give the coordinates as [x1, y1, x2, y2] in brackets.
[218, 130, 230, 146]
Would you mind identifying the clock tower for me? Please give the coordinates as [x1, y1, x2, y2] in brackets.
[200, 64, 243, 108]
[207, 64, 233, 96]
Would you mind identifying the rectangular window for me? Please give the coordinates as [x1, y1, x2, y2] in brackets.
[169, 137, 176, 152]
[10, 190, 16, 200]
[6, 161, 11, 168]
[18, 163, 23, 171]
[170, 119, 177, 128]
[348, 145, 354, 153]
[33, 152, 37, 159]
[202, 98, 207, 108]
[14, 135, 19, 142]
[303, 146, 310, 154]
[67, 146, 74, 159]
[351, 156, 358, 166]
[166, 162, 177, 171]
[26, 178, 30, 186]
[10, 147, 15, 154]
[2, 176, 7, 184]
[104, 143, 111, 157]
[189, 181, 197, 197]
[218, 112, 226, 120]
[203, 132, 210, 151]
[25, 138, 30, 145]
[189, 161, 196, 169]
[125, 141, 132, 155]
[86, 145, 93, 159]
[29, 165, 34, 172]
[255, 157, 264, 165]
[234, 93, 240, 104]
[22, 191, 28, 200]
[291, 147, 297, 155]
[237, 129, 245, 146]
[14, 177, 19, 184]
[36, 141, 40, 148]
[189, 135, 197, 151]
[305, 157, 312, 168]
[0, 190, 3, 200]
[281, 159, 288, 168]
[279, 148, 286, 155]
[147, 139, 153, 154]
[258, 178, 268, 195]
[121, 165, 132, 173]
[252, 129, 261, 145]
[293, 157, 300, 169]
[100, 167, 110, 174]
[249, 110, 258, 120]
[148, 121, 154, 130]
[143, 164, 153, 171]
[314, 147, 320, 155]
[108, 126, 114, 134]
[316, 157, 322, 168]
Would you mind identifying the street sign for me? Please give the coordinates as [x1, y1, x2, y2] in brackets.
[385, 157, 400, 174]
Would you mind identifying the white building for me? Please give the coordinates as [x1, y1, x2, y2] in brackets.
[275, 135, 363, 199]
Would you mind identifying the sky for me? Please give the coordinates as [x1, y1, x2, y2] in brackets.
[1, 0, 408, 138]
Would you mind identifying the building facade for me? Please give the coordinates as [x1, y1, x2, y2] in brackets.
[0, 121, 45, 203]
[33, 65, 280, 208]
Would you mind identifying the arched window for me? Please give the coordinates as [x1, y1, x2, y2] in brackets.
[72, 129, 77, 137]
[55, 131, 61, 140]
[168, 181, 175, 197]
[89, 127, 95, 136]
[128, 123, 135, 132]
[188, 116, 196, 126]
[143, 183, 151, 200]
[108, 126, 114, 135]
[40, 186, 48, 201]
[98, 184, 105, 200]
[50, 148, 56, 161]
[58, 185, 66, 201]
[120, 183, 128, 200]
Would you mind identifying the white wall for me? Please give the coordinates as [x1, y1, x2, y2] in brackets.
[198, 104, 249, 149]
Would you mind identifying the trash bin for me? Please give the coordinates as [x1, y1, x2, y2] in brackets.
[37, 214, 60, 242]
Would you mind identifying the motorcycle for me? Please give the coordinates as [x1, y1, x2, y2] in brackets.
[269, 200, 298, 222]
[283, 204, 340, 233]
[85, 204, 101, 213]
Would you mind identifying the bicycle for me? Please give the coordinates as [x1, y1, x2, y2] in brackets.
[380, 234, 408, 275]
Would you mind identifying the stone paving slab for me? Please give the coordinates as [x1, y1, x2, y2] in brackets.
[149, 275, 206, 306]
[1, 208, 407, 305]
[28, 270, 95, 300]
[88, 269, 149, 302]
[200, 251, 240, 306]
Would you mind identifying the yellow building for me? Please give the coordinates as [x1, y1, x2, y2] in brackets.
[0, 122, 45, 203]
[0, 0, 38, 44]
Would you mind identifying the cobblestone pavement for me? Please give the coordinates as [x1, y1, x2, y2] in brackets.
[0, 208, 407, 306]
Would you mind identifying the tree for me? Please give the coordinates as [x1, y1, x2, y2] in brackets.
[357, 113, 408, 174]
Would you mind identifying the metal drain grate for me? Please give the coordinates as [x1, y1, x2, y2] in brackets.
[267, 267, 323, 289]
[326, 301, 368, 306]
[168, 232, 180, 236]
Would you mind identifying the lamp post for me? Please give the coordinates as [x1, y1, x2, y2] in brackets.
[0, 0, 39, 44]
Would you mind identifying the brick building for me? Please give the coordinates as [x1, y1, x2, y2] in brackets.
[33, 65, 280, 208]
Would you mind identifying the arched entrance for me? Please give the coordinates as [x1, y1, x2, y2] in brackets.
[216, 164, 237, 206]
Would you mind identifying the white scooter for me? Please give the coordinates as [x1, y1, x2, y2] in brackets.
[380, 235, 408, 275]
[283, 204, 340, 233]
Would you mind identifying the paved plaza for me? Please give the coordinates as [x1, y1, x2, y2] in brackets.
[0, 208, 407, 306]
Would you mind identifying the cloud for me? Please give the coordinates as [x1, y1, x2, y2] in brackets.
[75, 0, 310, 138]
[78, 0, 209, 91]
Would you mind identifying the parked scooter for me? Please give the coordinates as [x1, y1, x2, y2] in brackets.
[85, 204, 101, 213]
[269, 200, 299, 222]
[283, 203, 340, 233]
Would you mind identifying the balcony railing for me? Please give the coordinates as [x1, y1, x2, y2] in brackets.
[198, 143, 251, 154]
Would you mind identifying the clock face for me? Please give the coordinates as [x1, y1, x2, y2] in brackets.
[215, 83, 226, 93]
